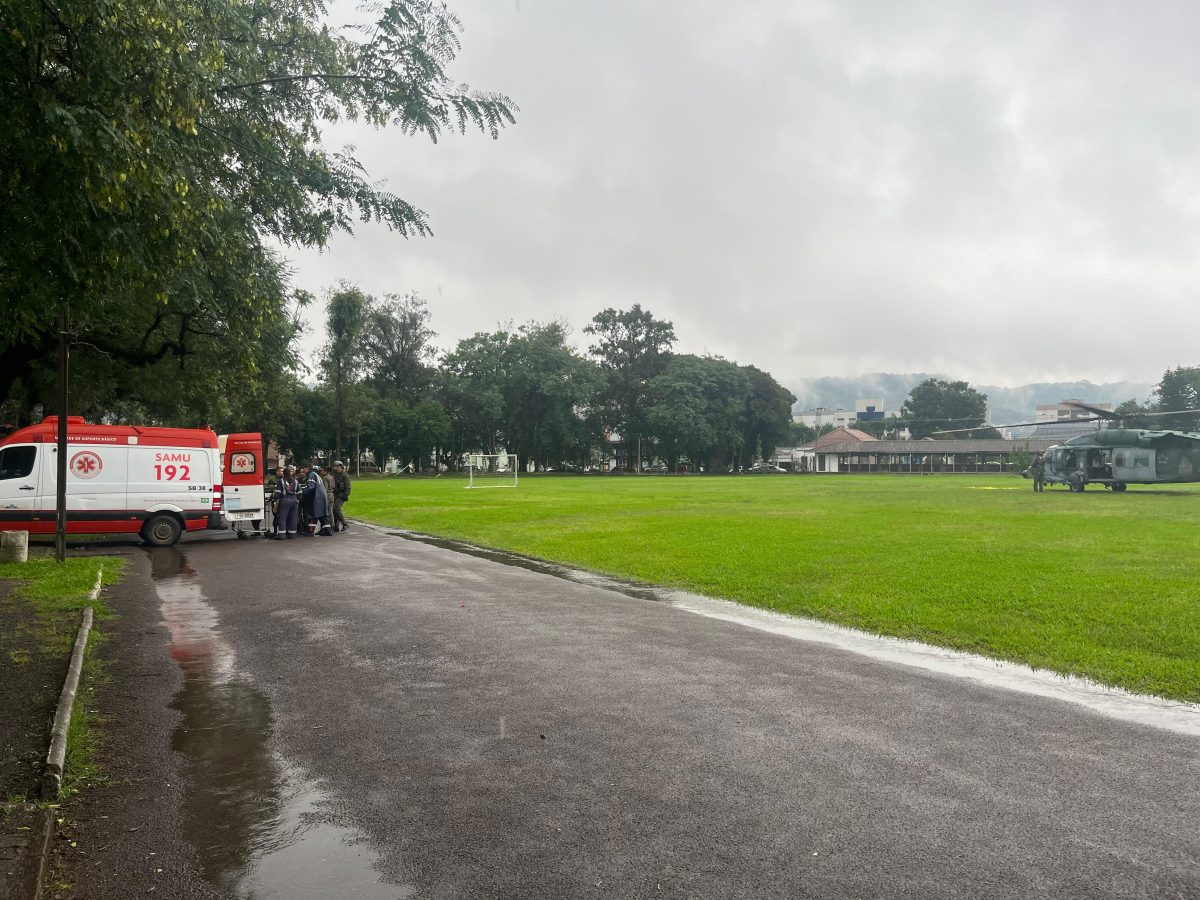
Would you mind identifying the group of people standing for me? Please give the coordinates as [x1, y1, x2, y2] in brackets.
[267, 459, 352, 538]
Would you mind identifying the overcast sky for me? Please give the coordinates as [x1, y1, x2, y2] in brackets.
[288, 0, 1200, 389]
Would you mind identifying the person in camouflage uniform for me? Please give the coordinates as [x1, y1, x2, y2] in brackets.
[319, 464, 337, 535]
[1030, 453, 1045, 492]
[332, 460, 352, 532]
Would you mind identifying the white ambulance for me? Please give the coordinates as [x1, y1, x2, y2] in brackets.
[0, 416, 235, 546]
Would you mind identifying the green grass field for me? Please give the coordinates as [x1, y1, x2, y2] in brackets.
[351, 474, 1200, 701]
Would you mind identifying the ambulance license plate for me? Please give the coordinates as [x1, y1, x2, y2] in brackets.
[226, 511, 259, 520]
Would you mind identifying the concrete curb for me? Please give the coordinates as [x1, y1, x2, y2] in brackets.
[25, 808, 54, 899]
[42, 567, 103, 799]
[10, 567, 103, 899]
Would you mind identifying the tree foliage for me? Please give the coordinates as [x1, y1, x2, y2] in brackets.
[0, 0, 515, 421]
[585, 305, 676, 444]
[1153, 367, 1200, 431]
[362, 292, 438, 399]
[322, 283, 370, 459]
[900, 378, 996, 439]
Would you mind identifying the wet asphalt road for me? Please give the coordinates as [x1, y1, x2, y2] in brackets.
[158, 526, 1199, 899]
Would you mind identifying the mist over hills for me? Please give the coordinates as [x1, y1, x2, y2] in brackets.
[791, 374, 1156, 426]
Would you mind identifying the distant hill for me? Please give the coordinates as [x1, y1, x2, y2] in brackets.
[792, 374, 1155, 425]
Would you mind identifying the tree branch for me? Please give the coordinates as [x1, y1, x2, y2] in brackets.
[215, 72, 415, 94]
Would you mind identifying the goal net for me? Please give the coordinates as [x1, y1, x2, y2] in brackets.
[466, 453, 519, 489]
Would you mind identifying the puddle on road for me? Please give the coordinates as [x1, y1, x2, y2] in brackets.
[150, 547, 412, 899]
[384, 530, 1200, 738]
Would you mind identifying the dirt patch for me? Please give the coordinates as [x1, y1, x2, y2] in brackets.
[0, 580, 63, 898]
[0, 580, 62, 801]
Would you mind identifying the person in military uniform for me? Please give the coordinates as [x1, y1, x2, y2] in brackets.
[1030, 452, 1045, 492]
[332, 460, 352, 532]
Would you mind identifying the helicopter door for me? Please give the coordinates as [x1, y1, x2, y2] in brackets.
[1128, 448, 1156, 482]
[1110, 448, 1137, 483]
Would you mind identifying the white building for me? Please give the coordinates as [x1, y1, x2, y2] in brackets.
[793, 398, 899, 430]
[1035, 399, 1112, 422]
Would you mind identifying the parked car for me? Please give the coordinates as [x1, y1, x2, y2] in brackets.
[747, 462, 786, 474]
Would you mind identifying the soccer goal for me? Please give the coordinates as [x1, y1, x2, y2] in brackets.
[466, 453, 519, 489]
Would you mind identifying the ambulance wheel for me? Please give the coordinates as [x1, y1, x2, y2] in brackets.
[142, 514, 183, 547]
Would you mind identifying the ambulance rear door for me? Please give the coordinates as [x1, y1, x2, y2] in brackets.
[220, 433, 265, 521]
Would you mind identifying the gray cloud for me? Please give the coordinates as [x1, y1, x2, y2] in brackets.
[290, 0, 1200, 388]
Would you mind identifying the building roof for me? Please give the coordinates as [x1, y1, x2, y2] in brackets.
[798, 430, 1059, 454]
[810, 427, 877, 450]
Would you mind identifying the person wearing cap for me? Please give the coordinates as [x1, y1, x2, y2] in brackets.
[331, 460, 352, 532]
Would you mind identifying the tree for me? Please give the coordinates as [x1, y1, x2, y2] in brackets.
[364, 394, 450, 472]
[322, 284, 370, 462]
[362, 292, 438, 400]
[1114, 397, 1156, 430]
[278, 384, 335, 465]
[501, 321, 601, 470]
[585, 305, 676, 455]
[849, 415, 909, 439]
[440, 330, 512, 458]
[737, 365, 796, 467]
[900, 379, 996, 439]
[787, 419, 818, 446]
[1, 0, 515, 420]
[1153, 367, 1200, 431]
[648, 355, 749, 471]
[438, 322, 600, 470]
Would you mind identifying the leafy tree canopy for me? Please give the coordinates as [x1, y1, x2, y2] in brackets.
[0, 0, 515, 419]
[900, 378, 995, 439]
[1153, 366, 1200, 431]
[585, 304, 676, 440]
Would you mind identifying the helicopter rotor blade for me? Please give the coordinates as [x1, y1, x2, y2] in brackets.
[926, 408, 1200, 437]
[930, 416, 1104, 435]
[1062, 400, 1120, 419]
[1129, 407, 1200, 419]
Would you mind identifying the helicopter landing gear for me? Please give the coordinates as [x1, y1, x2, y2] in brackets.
[1069, 479, 1086, 492]
[1111, 482, 1127, 492]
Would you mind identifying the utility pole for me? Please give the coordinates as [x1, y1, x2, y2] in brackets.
[55, 307, 69, 563]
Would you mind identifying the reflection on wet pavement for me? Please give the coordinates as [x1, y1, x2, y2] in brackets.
[150, 547, 411, 899]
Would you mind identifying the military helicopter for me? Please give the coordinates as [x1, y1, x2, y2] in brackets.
[938, 402, 1200, 492]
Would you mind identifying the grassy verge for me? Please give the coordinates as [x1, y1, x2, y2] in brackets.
[0, 555, 125, 798]
[351, 474, 1200, 702]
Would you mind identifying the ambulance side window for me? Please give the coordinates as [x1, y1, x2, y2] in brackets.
[0, 446, 36, 480]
